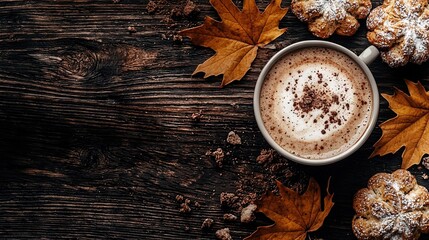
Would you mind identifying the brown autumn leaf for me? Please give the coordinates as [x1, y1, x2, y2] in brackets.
[371, 80, 429, 169]
[179, 0, 288, 87]
[245, 178, 334, 240]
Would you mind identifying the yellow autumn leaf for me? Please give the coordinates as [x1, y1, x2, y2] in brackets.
[371, 80, 429, 169]
[179, 0, 288, 87]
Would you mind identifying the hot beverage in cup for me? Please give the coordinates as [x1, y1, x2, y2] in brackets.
[254, 41, 379, 165]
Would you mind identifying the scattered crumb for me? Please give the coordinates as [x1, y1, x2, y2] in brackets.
[180, 202, 192, 213]
[170, 6, 183, 19]
[112, 0, 120, 3]
[223, 213, 237, 222]
[127, 26, 137, 33]
[176, 194, 184, 202]
[191, 111, 203, 121]
[220, 192, 239, 208]
[183, 0, 200, 17]
[423, 173, 429, 180]
[184, 225, 190, 232]
[241, 204, 257, 223]
[179, 199, 192, 213]
[201, 218, 214, 230]
[256, 149, 275, 164]
[173, 34, 182, 42]
[212, 148, 225, 168]
[146, 1, 157, 14]
[227, 131, 241, 145]
[194, 201, 201, 208]
[215, 228, 233, 240]
[422, 156, 429, 170]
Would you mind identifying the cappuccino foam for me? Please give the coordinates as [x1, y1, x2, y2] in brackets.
[260, 47, 373, 159]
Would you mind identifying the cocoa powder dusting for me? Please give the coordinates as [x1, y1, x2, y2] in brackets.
[294, 85, 334, 114]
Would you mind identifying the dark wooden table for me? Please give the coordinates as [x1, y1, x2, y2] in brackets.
[1, 0, 429, 239]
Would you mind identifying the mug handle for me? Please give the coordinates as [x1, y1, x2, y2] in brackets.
[358, 45, 379, 65]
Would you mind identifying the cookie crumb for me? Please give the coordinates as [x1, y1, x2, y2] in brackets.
[176, 194, 184, 202]
[183, 0, 199, 17]
[215, 228, 232, 240]
[146, 1, 157, 14]
[422, 156, 429, 170]
[179, 199, 192, 213]
[227, 131, 241, 145]
[170, 6, 183, 19]
[194, 201, 201, 208]
[127, 26, 137, 33]
[191, 111, 203, 121]
[173, 34, 183, 42]
[220, 192, 239, 208]
[423, 173, 429, 180]
[201, 218, 214, 230]
[256, 149, 275, 164]
[223, 213, 237, 222]
[212, 148, 225, 168]
[241, 204, 257, 223]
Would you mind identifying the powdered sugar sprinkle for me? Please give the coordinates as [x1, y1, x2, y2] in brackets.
[367, 0, 429, 66]
[353, 170, 429, 239]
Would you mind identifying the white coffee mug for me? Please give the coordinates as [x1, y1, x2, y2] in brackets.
[254, 40, 380, 166]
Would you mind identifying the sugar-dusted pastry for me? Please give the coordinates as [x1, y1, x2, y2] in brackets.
[291, 0, 372, 38]
[367, 0, 429, 67]
[352, 169, 429, 240]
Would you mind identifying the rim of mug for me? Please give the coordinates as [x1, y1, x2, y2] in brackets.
[254, 40, 379, 166]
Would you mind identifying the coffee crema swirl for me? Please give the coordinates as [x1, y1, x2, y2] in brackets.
[260, 47, 373, 159]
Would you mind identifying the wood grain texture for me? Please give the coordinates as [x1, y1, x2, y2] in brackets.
[1, 0, 429, 239]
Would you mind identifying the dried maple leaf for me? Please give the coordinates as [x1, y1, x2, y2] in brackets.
[245, 178, 334, 240]
[179, 0, 288, 87]
[371, 80, 429, 169]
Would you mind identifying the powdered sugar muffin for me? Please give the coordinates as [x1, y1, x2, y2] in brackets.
[367, 0, 429, 67]
[352, 169, 429, 239]
[291, 0, 372, 38]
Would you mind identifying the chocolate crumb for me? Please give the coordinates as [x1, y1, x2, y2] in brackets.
[146, 1, 157, 14]
[201, 218, 214, 230]
[183, 0, 200, 17]
[256, 149, 275, 164]
[220, 192, 239, 208]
